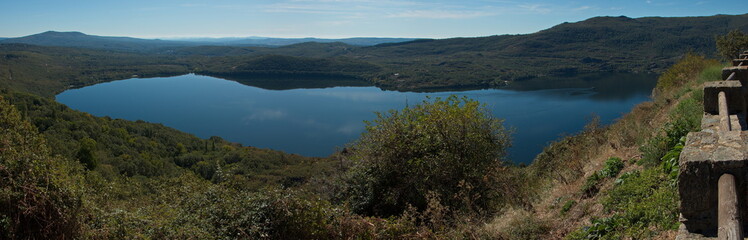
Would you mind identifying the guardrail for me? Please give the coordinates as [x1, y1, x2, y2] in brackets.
[678, 51, 748, 240]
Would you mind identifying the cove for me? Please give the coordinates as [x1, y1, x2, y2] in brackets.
[56, 73, 656, 164]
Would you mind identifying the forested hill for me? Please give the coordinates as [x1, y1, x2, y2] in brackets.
[0, 31, 417, 50]
[0, 31, 199, 52]
[340, 14, 748, 89]
[2, 14, 748, 93]
[170, 14, 748, 90]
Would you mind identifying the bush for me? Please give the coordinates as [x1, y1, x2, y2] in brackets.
[654, 53, 718, 96]
[561, 200, 576, 214]
[342, 95, 512, 217]
[581, 172, 602, 197]
[0, 98, 85, 239]
[599, 157, 624, 178]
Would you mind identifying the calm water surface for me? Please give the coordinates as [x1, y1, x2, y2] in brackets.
[56, 73, 656, 164]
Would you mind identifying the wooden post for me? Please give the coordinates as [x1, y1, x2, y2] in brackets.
[718, 173, 743, 240]
[719, 91, 732, 131]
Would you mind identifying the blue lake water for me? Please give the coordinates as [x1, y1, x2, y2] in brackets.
[56, 73, 656, 164]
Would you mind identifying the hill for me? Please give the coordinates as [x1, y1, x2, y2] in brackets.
[3, 14, 748, 95]
[342, 14, 748, 89]
[0, 31, 200, 52]
[0, 31, 417, 51]
[162, 14, 748, 90]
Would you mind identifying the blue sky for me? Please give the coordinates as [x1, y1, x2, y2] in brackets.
[0, 0, 745, 39]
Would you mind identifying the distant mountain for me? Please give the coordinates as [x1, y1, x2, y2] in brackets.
[0, 31, 418, 51]
[222, 37, 419, 46]
[0, 31, 199, 51]
[167, 36, 418, 46]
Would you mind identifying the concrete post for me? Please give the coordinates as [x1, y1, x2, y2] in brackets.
[719, 91, 732, 131]
[718, 173, 742, 240]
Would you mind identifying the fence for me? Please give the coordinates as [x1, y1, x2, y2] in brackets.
[678, 51, 748, 240]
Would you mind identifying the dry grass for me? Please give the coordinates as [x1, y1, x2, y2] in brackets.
[474, 63, 710, 239]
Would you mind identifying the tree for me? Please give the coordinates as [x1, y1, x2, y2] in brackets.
[342, 95, 512, 217]
[716, 30, 748, 61]
[0, 97, 83, 239]
[76, 137, 97, 170]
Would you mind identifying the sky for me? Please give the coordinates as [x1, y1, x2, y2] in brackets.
[0, 0, 746, 39]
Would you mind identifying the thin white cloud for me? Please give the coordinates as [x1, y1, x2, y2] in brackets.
[518, 4, 551, 14]
[179, 3, 207, 8]
[573, 6, 592, 11]
[387, 10, 494, 19]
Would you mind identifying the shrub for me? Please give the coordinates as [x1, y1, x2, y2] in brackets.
[599, 157, 624, 178]
[654, 53, 718, 96]
[581, 172, 602, 197]
[342, 95, 512, 217]
[561, 200, 576, 214]
[0, 97, 85, 239]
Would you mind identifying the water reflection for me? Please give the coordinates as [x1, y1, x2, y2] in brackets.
[56, 73, 656, 164]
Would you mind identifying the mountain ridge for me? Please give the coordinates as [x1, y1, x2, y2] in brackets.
[0, 31, 419, 50]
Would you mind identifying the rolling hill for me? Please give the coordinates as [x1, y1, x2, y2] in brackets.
[2, 14, 748, 92]
[175, 36, 419, 46]
[0, 31, 200, 52]
[0, 31, 418, 51]
[168, 14, 748, 90]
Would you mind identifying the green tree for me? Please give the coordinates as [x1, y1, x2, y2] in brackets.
[716, 29, 748, 61]
[0, 97, 84, 239]
[342, 95, 511, 217]
[76, 137, 97, 170]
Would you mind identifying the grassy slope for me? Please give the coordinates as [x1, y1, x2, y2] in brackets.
[475, 55, 721, 239]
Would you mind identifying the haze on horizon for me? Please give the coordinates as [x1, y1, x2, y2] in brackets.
[1, 0, 746, 39]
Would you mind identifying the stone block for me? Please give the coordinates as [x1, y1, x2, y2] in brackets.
[733, 59, 748, 67]
[679, 131, 748, 236]
[723, 66, 748, 82]
[703, 81, 745, 114]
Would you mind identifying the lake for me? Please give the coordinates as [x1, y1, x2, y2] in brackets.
[56, 73, 656, 164]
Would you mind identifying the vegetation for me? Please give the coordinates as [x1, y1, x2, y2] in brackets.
[1, 13, 745, 239]
[340, 96, 511, 217]
[2, 89, 332, 190]
[562, 52, 716, 239]
[0, 97, 84, 239]
[716, 29, 748, 60]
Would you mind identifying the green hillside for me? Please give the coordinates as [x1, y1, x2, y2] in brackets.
[345, 14, 748, 89]
[159, 14, 748, 90]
